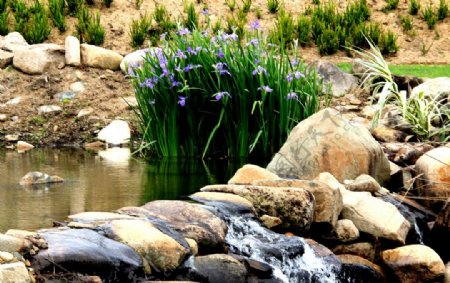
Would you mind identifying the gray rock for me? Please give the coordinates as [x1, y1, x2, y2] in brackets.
[55, 91, 76, 102]
[0, 262, 32, 283]
[201, 184, 315, 233]
[0, 50, 14, 68]
[19, 171, 64, 186]
[411, 77, 450, 102]
[37, 105, 62, 114]
[65, 36, 80, 66]
[81, 44, 123, 70]
[311, 60, 359, 97]
[267, 108, 391, 184]
[6, 97, 21, 105]
[194, 254, 247, 283]
[13, 44, 65, 75]
[31, 228, 144, 282]
[0, 234, 25, 253]
[0, 32, 29, 53]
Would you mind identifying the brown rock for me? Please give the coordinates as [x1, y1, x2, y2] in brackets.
[259, 215, 282, 229]
[322, 219, 359, 242]
[338, 254, 386, 282]
[228, 164, 280, 185]
[345, 174, 381, 193]
[331, 242, 376, 261]
[194, 254, 247, 283]
[190, 191, 255, 214]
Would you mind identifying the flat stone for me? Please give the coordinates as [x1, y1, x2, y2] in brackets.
[37, 105, 62, 114]
[69, 81, 84, 93]
[190, 191, 255, 214]
[228, 164, 280, 185]
[0, 50, 14, 68]
[98, 120, 130, 145]
[77, 107, 94, 118]
[0, 262, 31, 283]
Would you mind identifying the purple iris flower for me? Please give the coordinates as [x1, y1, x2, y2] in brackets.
[246, 39, 259, 47]
[291, 59, 299, 66]
[170, 74, 181, 87]
[178, 96, 187, 106]
[249, 20, 260, 30]
[252, 65, 267, 76]
[213, 62, 231, 76]
[202, 8, 209, 15]
[214, 91, 231, 101]
[294, 71, 304, 79]
[258, 85, 273, 93]
[176, 50, 187, 59]
[178, 28, 191, 36]
[287, 92, 298, 100]
[217, 49, 224, 58]
[140, 76, 159, 89]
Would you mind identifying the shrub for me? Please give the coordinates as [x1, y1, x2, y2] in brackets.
[242, 0, 251, 14]
[0, 11, 8, 35]
[225, 0, 236, 11]
[67, 0, 83, 16]
[296, 15, 311, 46]
[135, 0, 143, 9]
[383, 0, 399, 12]
[76, 7, 105, 45]
[268, 9, 295, 47]
[153, 3, 175, 32]
[103, 0, 113, 8]
[130, 14, 151, 48]
[422, 3, 438, 29]
[16, 0, 51, 44]
[409, 0, 420, 15]
[130, 29, 323, 158]
[0, 0, 6, 12]
[184, 2, 198, 30]
[437, 0, 448, 20]
[255, 7, 262, 19]
[12, 1, 30, 32]
[317, 27, 339, 55]
[49, 0, 67, 32]
[267, 0, 280, 13]
[400, 15, 413, 32]
[313, 0, 320, 4]
[379, 30, 398, 54]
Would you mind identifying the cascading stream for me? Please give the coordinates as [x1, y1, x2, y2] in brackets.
[224, 214, 340, 283]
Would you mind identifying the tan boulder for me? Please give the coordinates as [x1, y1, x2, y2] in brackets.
[338, 254, 386, 282]
[190, 191, 255, 214]
[81, 44, 123, 70]
[0, 262, 32, 283]
[381, 244, 445, 283]
[228, 164, 280, 185]
[331, 242, 376, 261]
[253, 178, 342, 227]
[13, 44, 65, 75]
[345, 174, 381, 193]
[267, 108, 390, 184]
[322, 219, 359, 242]
[201, 184, 315, 233]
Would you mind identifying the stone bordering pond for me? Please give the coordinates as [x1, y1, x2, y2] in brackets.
[1, 108, 449, 283]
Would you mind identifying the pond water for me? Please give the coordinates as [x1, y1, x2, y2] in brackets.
[0, 148, 247, 232]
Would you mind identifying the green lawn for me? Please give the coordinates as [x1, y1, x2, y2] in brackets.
[336, 63, 450, 78]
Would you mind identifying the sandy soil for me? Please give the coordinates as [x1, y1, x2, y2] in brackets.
[0, 0, 449, 146]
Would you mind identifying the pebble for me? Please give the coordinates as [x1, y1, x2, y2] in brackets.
[6, 97, 21, 105]
[0, 251, 14, 262]
[0, 113, 7, 121]
[350, 98, 362, 105]
[5, 134, 19, 142]
[77, 107, 94, 118]
[70, 81, 85, 93]
[38, 105, 62, 114]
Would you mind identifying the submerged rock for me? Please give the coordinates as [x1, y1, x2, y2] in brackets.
[194, 254, 247, 283]
[201, 184, 315, 233]
[32, 228, 144, 281]
[228, 164, 280, 185]
[19, 172, 64, 186]
[0, 262, 32, 283]
[140, 201, 228, 253]
[267, 108, 390, 184]
[381, 244, 445, 283]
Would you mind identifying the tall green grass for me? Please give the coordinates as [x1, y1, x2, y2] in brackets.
[0, 0, 8, 36]
[129, 28, 323, 158]
[49, 0, 66, 32]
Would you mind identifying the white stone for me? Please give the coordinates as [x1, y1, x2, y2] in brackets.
[13, 44, 65, 75]
[0, 114, 7, 121]
[120, 48, 160, 74]
[98, 120, 130, 145]
[37, 105, 62, 114]
[411, 77, 450, 101]
[77, 107, 94, 118]
[16, 141, 34, 152]
[0, 262, 31, 283]
[6, 97, 21, 105]
[81, 44, 123, 70]
[65, 36, 81, 66]
[70, 81, 85, 93]
[5, 135, 19, 142]
[0, 32, 29, 53]
[0, 50, 14, 69]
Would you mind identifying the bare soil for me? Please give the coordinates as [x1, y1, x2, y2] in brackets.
[0, 0, 449, 147]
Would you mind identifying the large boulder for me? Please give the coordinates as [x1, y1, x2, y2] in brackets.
[228, 164, 280, 185]
[101, 219, 190, 274]
[0, 32, 28, 52]
[193, 254, 247, 283]
[190, 192, 256, 215]
[13, 44, 65, 75]
[97, 120, 130, 145]
[139, 201, 228, 253]
[411, 77, 450, 102]
[337, 254, 386, 283]
[381, 244, 446, 283]
[120, 48, 158, 74]
[0, 262, 32, 283]
[81, 44, 123, 70]
[201, 184, 315, 233]
[340, 189, 411, 243]
[252, 179, 342, 228]
[0, 50, 13, 68]
[267, 108, 390, 184]
[414, 146, 450, 210]
[331, 242, 376, 261]
[31, 228, 144, 281]
[311, 60, 359, 97]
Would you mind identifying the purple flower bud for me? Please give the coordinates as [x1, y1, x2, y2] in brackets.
[252, 65, 267, 76]
[214, 91, 231, 101]
[258, 85, 273, 93]
[287, 92, 298, 100]
[201, 8, 209, 15]
[249, 20, 260, 30]
[178, 28, 191, 36]
[178, 96, 187, 106]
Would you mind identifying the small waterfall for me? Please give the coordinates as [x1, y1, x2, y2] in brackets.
[414, 223, 424, 244]
[225, 215, 339, 283]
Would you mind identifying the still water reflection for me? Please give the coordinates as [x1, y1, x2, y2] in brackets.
[0, 148, 245, 232]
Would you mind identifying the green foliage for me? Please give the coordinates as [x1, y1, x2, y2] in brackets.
[422, 3, 438, 29]
[437, 0, 449, 20]
[184, 2, 198, 30]
[267, 0, 280, 13]
[135, 0, 143, 9]
[0, 0, 6, 12]
[49, 0, 66, 32]
[409, 0, 420, 15]
[268, 9, 295, 47]
[12, 1, 30, 32]
[296, 15, 311, 46]
[242, 0, 251, 14]
[0, 11, 8, 35]
[15, 0, 51, 44]
[317, 27, 339, 55]
[76, 7, 105, 45]
[400, 15, 413, 32]
[130, 14, 151, 48]
[420, 40, 433, 55]
[255, 7, 262, 19]
[383, 0, 399, 12]
[225, 0, 236, 11]
[66, 0, 83, 16]
[379, 30, 398, 54]
[212, 20, 222, 33]
[312, 0, 320, 4]
[130, 29, 323, 158]
[103, 0, 113, 8]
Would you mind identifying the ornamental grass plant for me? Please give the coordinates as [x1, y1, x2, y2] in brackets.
[130, 27, 323, 158]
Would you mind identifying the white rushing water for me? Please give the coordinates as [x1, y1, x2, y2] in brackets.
[225, 215, 339, 283]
